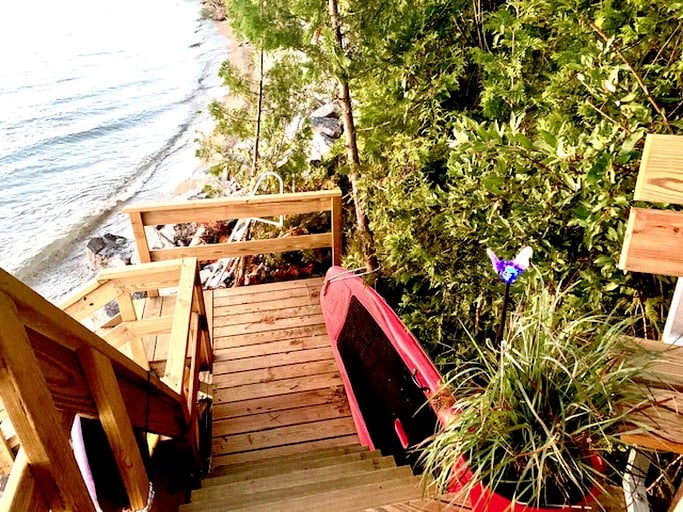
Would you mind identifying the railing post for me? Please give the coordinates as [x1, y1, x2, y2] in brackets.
[128, 211, 158, 297]
[331, 191, 343, 266]
[77, 346, 152, 511]
[0, 292, 95, 512]
[164, 258, 197, 395]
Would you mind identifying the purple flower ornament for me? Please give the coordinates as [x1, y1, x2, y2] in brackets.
[486, 246, 533, 285]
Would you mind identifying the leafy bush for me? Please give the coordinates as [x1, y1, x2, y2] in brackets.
[357, 0, 682, 356]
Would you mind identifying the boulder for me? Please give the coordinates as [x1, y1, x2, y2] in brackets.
[311, 116, 343, 139]
[309, 102, 343, 163]
[86, 234, 133, 270]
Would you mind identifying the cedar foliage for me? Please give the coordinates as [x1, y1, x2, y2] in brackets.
[213, 0, 683, 357]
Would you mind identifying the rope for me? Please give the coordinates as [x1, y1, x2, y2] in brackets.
[133, 481, 155, 512]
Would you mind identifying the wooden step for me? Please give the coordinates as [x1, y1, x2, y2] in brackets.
[227, 474, 424, 512]
[212, 434, 361, 466]
[214, 323, 327, 346]
[212, 370, 343, 404]
[212, 386, 347, 421]
[182, 468, 420, 512]
[357, 490, 472, 511]
[210, 444, 372, 480]
[213, 400, 352, 438]
[212, 329, 329, 358]
[194, 456, 399, 502]
[213, 347, 337, 380]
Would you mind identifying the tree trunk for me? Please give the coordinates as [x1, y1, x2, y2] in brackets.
[251, 46, 265, 181]
[327, 0, 379, 273]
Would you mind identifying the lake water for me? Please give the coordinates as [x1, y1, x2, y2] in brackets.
[0, 0, 228, 301]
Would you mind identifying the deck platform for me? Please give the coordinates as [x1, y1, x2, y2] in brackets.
[209, 277, 360, 468]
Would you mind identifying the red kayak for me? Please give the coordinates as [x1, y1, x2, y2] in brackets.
[320, 266, 451, 469]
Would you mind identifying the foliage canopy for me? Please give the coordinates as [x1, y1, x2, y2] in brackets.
[211, 0, 683, 357]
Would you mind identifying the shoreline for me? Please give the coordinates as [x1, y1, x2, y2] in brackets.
[24, 13, 252, 303]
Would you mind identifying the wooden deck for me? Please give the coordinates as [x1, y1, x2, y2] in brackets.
[209, 277, 360, 468]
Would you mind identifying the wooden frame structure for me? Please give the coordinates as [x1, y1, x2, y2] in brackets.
[0, 258, 211, 510]
[122, 189, 343, 269]
[60, 258, 212, 391]
[619, 133, 683, 512]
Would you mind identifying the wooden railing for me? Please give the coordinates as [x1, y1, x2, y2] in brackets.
[122, 189, 343, 268]
[0, 259, 210, 511]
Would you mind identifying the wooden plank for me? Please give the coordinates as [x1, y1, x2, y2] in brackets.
[123, 315, 174, 337]
[199, 466, 414, 508]
[98, 261, 183, 293]
[213, 287, 316, 309]
[219, 474, 422, 512]
[214, 334, 329, 359]
[164, 258, 197, 394]
[213, 277, 323, 303]
[77, 347, 150, 510]
[128, 210, 153, 263]
[116, 290, 150, 370]
[123, 190, 340, 225]
[59, 279, 118, 321]
[213, 294, 319, 317]
[212, 417, 359, 454]
[0, 292, 95, 511]
[211, 434, 360, 467]
[634, 134, 683, 205]
[213, 325, 328, 350]
[214, 347, 334, 373]
[203, 289, 214, 336]
[212, 386, 348, 421]
[101, 323, 134, 348]
[213, 372, 343, 403]
[116, 290, 137, 322]
[213, 401, 352, 437]
[331, 192, 343, 266]
[627, 337, 683, 390]
[210, 445, 370, 480]
[194, 281, 212, 369]
[212, 359, 339, 388]
[198, 456, 395, 499]
[361, 491, 472, 511]
[619, 208, 683, 276]
[0, 449, 49, 512]
[215, 304, 324, 327]
[140, 296, 164, 362]
[214, 313, 325, 338]
[149, 233, 332, 262]
[186, 312, 202, 412]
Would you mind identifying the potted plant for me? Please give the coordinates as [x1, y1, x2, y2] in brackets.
[419, 247, 654, 510]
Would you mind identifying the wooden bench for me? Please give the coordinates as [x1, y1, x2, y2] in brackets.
[619, 133, 683, 511]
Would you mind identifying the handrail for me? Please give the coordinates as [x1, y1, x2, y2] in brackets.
[122, 189, 343, 270]
[0, 259, 210, 510]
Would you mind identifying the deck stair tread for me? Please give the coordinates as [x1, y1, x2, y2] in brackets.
[198, 455, 398, 495]
[192, 465, 415, 508]
[209, 444, 373, 480]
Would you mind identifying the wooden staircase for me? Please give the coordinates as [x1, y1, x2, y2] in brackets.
[178, 278, 469, 512]
[180, 443, 463, 511]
